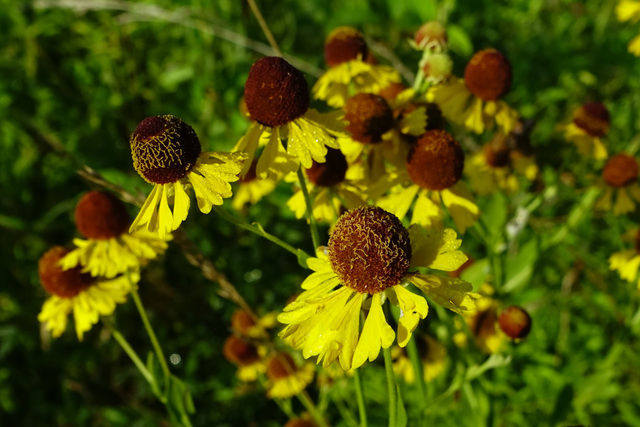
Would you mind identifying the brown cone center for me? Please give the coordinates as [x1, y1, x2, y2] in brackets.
[573, 102, 610, 137]
[324, 27, 368, 67]
[38, 246, 95, 298]
[464, 49, 512, 101]
[75, 191, 130, 239]
[603, 154, 639, 187]
[328, 206, 411, 294]
[344, 93, 394, 144]
[406, 130, 464, 191]
[130, 115, 201, 185]
[244, 57, 309, 127]
[305, 148, 348, 187]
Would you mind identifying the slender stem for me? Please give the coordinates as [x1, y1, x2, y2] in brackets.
[246, 0, 283, 57]
[383, 346, 398, 427]
[297, 390, 330, 427]
[353, 368, 368, 427]
[406, 338, 426, 401]
[331, 395, 360, 427]
[105, 319, 155, 387]
[213, 206, 304, 258]
[131, 287, 171, 394]
[297, 168, 321, 250]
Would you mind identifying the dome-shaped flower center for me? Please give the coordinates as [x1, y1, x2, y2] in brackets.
[328, 206, 411, 294]
[573, 102, 610, 137]
[406, 130, 464, 191]
[324, 26, 368, 67]
[483, 134, 511, 168]
[344, 93, 394, 144]
[39, 246, 95, 298]
[267, 353, 297, 380]
[414, 21, 447, 50]
[603, 154, 639, 187]
[244, 57, 309, 127]
[498, 306, 532, 339]
[75, 191, 130, 240]
[130, 115, 202, 185]
[471, 306, 499, 340]
[464, 49, 512, 101]
[231, 309, 256, 335]
[222, 336, 261, 366]
[305, 148, 348, 187]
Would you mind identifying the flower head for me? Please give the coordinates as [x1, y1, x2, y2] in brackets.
[278, 206, 479, 370]
[464, 49, 512, 101]
[223, 335, 266, 381]
[596, 153, 640, 215]
[412, 21, 448, 51]
[38, 246, 138, 340]
[344, 93, 395, 144]
[375, 130, 478, 234]
[562, 102, 609, 159]
[235, 57, 343, 179]
[61, 191, 169, 278]
[244, 56, 310, 127]
[313, 27, 401, 108]
[428, 49, 518, 134]
[498, 306, 532, 339]
[266, 353, 315, 399]
[129, 115, 246, 237]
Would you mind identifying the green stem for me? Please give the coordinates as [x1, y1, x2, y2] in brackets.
[298, 390, 330, 427]
[131, 287, 171, 395]
[297, 168, 321, 250]
[406, 337, 426, 403]
[246, 0, 283, 56]
[213, 206, 304, 258]
[384, 346, 398, 427]
[105, 319, 156, 388]
[354, 368, 368, 427]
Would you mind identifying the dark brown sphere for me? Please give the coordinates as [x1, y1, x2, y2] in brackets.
[464, 49, 512, 101]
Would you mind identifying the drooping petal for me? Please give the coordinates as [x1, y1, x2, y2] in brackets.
[409, 225, 468, 271]
[188, 152, 246, 213]
[441, 183, 480, 234]
[130, 184, 163, 234]
[172, 180, 190, 230]
[391, 285, 429, 347]
[410, 274, 479, 315]
[352, 293, 395, 369]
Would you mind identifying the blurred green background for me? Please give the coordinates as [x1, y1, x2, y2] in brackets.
[2, 0, 640, 425]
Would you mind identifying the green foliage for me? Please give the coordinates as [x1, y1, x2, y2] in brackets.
[3, 0, 640, 426]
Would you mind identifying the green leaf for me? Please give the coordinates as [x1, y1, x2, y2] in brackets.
[146, 352, 163, 399]
[297, 248, 310, 269]
[446, 24, 473, 57]
[503, 238, 539, 293]
[166, 375, 196, 427]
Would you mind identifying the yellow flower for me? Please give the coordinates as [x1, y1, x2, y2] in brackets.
[231, 160, 278, 211]
[37, 246, 138, 340]
[459, 284, 507, 354]
[391, 334, 447, 383]
[235, 57, 344, 180]
[129, 115, 246, 238]
[428, 49, 518, 134]
[616, 1, 640, 55]
[561, 103, 609, 160]
[60, 191, 169, 279]
[465, 128, 538, 196]
[266, 353, 315, 399]
[222, 335, 267, 382]
[609, 229, 640, 289]
[375, 129, 479, 234]
[278, 206, 479, 371]
[312, 27, 401, 108]
[595, 153, 640, 215]
[287, 148, 367, 223]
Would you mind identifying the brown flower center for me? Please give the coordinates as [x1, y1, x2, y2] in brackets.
[464, 49, 512, 101]
[573, 102, 610, 137]
[75, 191, 130, 239]
[38, 246, 95, 298]
[406, 130, 464, 191]
[498, 306, 532, 339]
[222, 336, 261, 366]
[231, 309, 256, 335]
[130, 115, 201, 185]
[378, 82, 407, 101]
[324, 27, 368, 67]
[267, 353, 297, 380]
[328, 206, 411, 294]
[344, 93, 394, 144]
[244, 57, 309, 127]
[603, 154, 639, 187]
[305, 148, 348, 187]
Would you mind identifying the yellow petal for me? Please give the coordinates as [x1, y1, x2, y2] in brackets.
[352, 293, 395, 369]
[410, 190, 443, 227]
[410, 274, 479, 314]
[393, 286, 429, 347]
[409, 225, 468, 271]
[613, 187, 636, 215]
[172, 180, 190, 230]
[441, 183, 480, 234]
